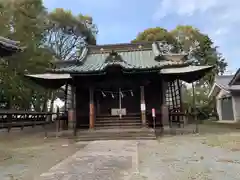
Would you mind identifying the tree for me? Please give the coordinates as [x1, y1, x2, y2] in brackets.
[42, 8, 98, 112]
[44, 8, 98, 62]
[132, 27, 177, 45]
[0, 0, 98, 111]
[132, 26, 228, 86]
[170, 26, 227, 86]
[0, 0, 51, 110]
[182, 85, 215, 120]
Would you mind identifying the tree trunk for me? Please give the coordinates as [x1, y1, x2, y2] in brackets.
[49, 91, 55, 113]
[42, 90, 50, 112]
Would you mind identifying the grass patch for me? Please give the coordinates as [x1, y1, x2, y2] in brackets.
[203, 120, 240, 129]
[204, 133, 240, 149]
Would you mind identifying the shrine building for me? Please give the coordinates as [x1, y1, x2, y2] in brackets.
[26, 41, 213, 130]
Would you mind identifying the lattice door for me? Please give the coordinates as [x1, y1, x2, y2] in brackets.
[165, 80, 183, 126]
[165, 80, 182, 111]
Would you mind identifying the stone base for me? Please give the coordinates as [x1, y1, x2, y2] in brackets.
[161, 105, 169, 125]
[68, 121, 75, 130]
[68, 109, 75, 129]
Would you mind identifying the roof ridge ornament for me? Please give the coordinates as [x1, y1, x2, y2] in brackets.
[105, 50, 124, 63]
[152, 40, 200, 63]
[102, 50, 135, 69]
[76, 46, 88, 65]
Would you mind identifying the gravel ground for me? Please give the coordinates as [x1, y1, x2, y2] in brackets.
[137, 124, 240, 179]
[0, 127, 88, 180]
[138, 135, 240, 180]
[1, 124, 240, 180]
[38, 124, 240, 180]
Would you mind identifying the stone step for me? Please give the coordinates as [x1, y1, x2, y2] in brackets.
[76, 136, 156, 141]
[96, 116, 141, 121]
[77, 133, 156, 138]
[95, 121, 142, 127]
[97, 113, 141, 117]
[76, 130, 156, 141]
[94, 126, 143, 130]
[96, 120, 142, 123]
[78, 128, 154, 134]
[96, 115, 142, 129]
[77, 129, 155, 135]
[95, 121, 142, 125]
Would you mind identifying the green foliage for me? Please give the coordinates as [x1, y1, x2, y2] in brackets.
[0, 0, 97, 110]
[132, 27, 176, 43]
[182, 84, 216, 119]
[133, 26, 227, 112]
[132, 25, 228, 86]
[0, 0, 50, 109]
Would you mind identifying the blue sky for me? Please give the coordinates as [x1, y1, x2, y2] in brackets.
[44, 0, 240, 73]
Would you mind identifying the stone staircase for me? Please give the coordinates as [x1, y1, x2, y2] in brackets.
[75, 114, 156, 141]
[95, 114, 142, 129]
[76, 128, 156, 141]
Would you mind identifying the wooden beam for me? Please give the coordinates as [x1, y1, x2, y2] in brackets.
[89, 87, 95, 129]
[140, 86, 146, 126]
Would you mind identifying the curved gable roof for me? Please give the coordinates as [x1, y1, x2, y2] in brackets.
[53, 42, 187, 74]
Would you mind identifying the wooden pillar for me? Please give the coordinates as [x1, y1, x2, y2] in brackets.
[64, 83, 68, 112]
[68, 85, 76, 131]
[161, 79, 169, 126]
[140, 86, 146, 126]
[192, 83, 198, 133]
[89, 87, 95, 129]
[73, 86, 77, 136]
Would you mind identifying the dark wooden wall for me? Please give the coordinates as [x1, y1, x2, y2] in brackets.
[122, 89, 141, 114]
[75, 87, 89, 129]
[95, 88, 141, 115]
[73, 72, 164, 129]
[145, 79, 163, 127]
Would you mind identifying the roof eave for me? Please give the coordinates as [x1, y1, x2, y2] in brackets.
[208, 83, 229, 98]
[229, 68, 240, 85]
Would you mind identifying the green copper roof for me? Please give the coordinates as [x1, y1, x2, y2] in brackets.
[53, 42, 188, 74]
[0, 36, 23, 56]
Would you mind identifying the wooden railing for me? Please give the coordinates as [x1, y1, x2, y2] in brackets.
[169, 111, 186, 128]
[0, 111, 54, 132]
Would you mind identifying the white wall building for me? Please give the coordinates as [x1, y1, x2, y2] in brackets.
[209, 70, 240, 122]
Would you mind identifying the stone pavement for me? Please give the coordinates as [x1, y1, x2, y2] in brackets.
[38, 140, 140, 180]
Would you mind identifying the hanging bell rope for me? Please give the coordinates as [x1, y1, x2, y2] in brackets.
[101, 91, 106, 97]
[111, 93, 115, 99]
[130, 90, 134, 96]
[96, 89, 134, 98]
[120, 91, 124, 98]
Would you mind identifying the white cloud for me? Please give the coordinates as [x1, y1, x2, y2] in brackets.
[153, 0, 240, 25]
[153, 0, 240, 74]
[214, 28, 229, 36]
[153, 0, 218, 19]
[153, 0, 240, 46]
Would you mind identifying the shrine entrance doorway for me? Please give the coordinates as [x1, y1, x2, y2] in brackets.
[95, 87, 141, 118]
